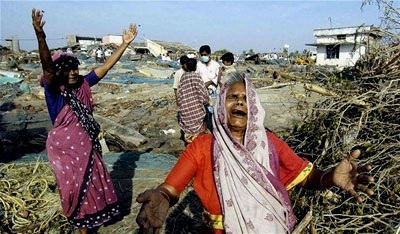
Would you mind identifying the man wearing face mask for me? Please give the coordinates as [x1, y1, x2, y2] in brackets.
[196, 45, 220, 125]
[196, 45, 220, 89]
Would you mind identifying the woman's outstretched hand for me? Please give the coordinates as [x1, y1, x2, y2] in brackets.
[32, 8, 45, 33]
[122, 24, 138, 45]
[136, 189, 170, 234]
[332, 149, 374, 202]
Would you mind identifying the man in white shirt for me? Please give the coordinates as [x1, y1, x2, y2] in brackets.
[173, 55, 189, 105]
[196, 45, 220, 131]
[196, 45, 220, 90]
[96, 48, 104, 63]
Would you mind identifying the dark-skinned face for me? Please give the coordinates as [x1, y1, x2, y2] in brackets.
[61, 69, 79, 85]
[225, 82, 247, 133]
[223, 61, 232, 66]
[200, 51, 210, 57]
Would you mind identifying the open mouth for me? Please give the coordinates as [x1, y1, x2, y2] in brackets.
[231, 109, 247, 117]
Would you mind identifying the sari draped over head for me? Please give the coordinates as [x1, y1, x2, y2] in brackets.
[39, 52, 80, 87]
[211, 74, 295, 233]
[46, 77, 119, 229]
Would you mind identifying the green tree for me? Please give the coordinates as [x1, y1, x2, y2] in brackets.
[283, 48, 289, 57]
[213, 49, 229, 56]
[249, 49, 255, 56]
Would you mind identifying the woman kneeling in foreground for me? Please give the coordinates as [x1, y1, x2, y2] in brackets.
[136, 73, 374, 233]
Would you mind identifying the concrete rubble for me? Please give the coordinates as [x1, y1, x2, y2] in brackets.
[0, 46, 328, 162]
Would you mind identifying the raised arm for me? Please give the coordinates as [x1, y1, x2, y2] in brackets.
[94, 24, 138, 79]
[32, 8, 57, 86]
[302, 149, 374, 202]
[217, 66, 225, 87]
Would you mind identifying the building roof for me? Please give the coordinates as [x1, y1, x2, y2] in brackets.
[313, 25, 378, 37]
[306, 25, 382, 47]
[305, 41, 358, 46]
[149, 40, 196, 52]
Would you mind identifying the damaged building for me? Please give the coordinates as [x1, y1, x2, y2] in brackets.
[145, 39, 196, 58]
[66, 35, 102, 47]
[306, 25, 381, 67]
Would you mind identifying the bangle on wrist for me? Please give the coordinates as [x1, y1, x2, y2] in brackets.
[157, 189, 170, 203]
[156, 187, 178, 207]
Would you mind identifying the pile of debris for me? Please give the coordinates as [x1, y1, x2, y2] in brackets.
[0, 161, 71, 233]
[286, 42, 400, 233]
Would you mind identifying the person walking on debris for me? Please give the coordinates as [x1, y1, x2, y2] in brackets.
[173, 55, 189, 105]
[176, 58, 209, 144]
[32, 8, 138, 233]
[217, 52, 236, 89]
[136, 73, 374, 233]
[96, 48, 105, 63]
[196, 45, 220, 114]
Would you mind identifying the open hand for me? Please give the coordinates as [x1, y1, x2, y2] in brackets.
[32, 8, 45, 33]
[136, 189, 170, 234]
[122, 24, 138, 45]
[332, 149, 374, 202]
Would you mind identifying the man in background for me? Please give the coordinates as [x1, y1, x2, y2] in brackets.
[173, 55, 189, 105]
[178, 58, 209, 144]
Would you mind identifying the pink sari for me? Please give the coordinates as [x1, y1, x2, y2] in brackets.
[46, 79, 119, 229]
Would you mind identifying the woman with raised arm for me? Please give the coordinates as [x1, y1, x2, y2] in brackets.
[32, 8, 137, 233]
[136, 72, 374, 234]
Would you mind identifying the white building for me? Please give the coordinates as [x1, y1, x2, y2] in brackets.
[262, 53, 278, 60]
[66, 35, 102, 46]
[102, 35, 123, 45]
[146, 39, 196, 57]
[306, 25, 381, 67]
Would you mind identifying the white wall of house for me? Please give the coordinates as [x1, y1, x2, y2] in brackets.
[146, 39, 168, 57]
[316, 44, 367, 67]
[102, 35, 123, 45]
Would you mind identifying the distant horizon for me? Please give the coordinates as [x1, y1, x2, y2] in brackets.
[1, 1, 383, 54]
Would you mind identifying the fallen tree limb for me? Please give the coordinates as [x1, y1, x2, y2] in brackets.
[258, 82, 296, 90]
[304, 84, 338, 96]
[292, 208, 313, 234]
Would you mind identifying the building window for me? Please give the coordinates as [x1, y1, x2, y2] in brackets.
[326, 45, 340, 59]
[337, 34, 346, 40]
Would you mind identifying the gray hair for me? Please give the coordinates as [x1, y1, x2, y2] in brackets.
[224, 72, 245, 90]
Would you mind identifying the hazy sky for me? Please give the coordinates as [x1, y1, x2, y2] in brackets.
[0, 0, 382, 53]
